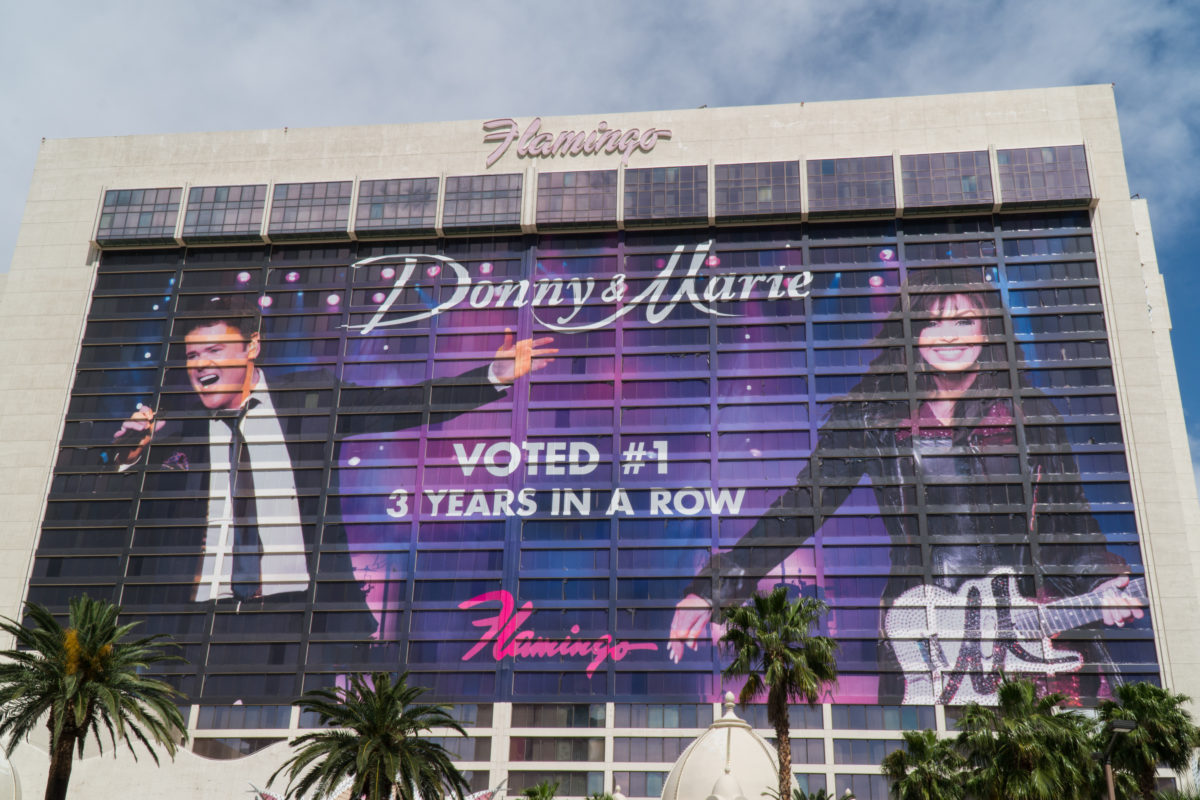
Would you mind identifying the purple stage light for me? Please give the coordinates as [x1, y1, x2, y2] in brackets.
[326, 293, 341, 306]
[479, 262, 494, 275]
[285, 271, 300, 283]
[258, 296, 273, 308]
[878, 248, 896, 261]
[372, 292, 386, 304]
[705, 255, 721, 267]
[236, 271, 252, 283]
[381, 267, 396, 280]
[426, 265, 441, 278]
[869, 275, 884, 287]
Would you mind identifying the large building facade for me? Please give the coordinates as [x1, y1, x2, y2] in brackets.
[2, 86, 1198, 798]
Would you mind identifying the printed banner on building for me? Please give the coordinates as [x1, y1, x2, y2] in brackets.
[32, 216, 1158, 707]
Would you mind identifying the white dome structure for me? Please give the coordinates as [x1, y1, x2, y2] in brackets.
[660, 692, 779, 800]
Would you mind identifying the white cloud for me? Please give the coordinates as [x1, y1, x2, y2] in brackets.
[0, 0, 1196, 261]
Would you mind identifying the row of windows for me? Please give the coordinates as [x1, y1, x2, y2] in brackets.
[95, 212, 1097, 273]
[98, 149, 1091, 245]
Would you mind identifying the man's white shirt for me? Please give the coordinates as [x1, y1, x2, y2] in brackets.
[195, 372, 309, 602]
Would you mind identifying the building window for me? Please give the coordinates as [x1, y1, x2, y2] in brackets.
[510, 737, 604, 762]
[97, 187, 182, 244]
[355, 178, 439, 235]
[623, 165, 708, 224]
[807, 156, 895, 214]
[268, 181, 352, 237]
[714, 161, 802, 218]
[537, 170, 618, 227]
[901, 151, 993, 209]
[182, 185, 266, 240]
[511, 703, 606, 728]
[443, 173, 523, 231]
[191, 737, 284, 760]
[997, 145, 1091, 205]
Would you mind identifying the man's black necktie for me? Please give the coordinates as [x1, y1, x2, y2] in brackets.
[221, 401, 260, 601]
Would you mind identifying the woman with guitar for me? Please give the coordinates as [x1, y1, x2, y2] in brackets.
[667, 280, 1146, 704]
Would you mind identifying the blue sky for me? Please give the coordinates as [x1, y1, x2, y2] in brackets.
[3, 0, 1198, 482]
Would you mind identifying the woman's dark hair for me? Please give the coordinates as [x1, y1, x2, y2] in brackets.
[849, 278, 1016, 438]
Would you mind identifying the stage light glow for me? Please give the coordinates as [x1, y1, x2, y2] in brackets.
[705, 255, 721, 267]
[869, 275, 884, 287]
[479, 262, 494, 275]
[285, 271, 300, 283]
[326, 294, 341, 306]
[381, 267, 396, 279]
[236, 271, 252, 283]
[426, 265, 441, 278]
[372, 292, 386, 304]
[879, 249, 896, 261]
[258, 296, 273, 308]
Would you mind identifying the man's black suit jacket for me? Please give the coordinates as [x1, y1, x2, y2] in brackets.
[106, 364, 504, 633]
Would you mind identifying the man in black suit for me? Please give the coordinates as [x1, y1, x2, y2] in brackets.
[108, 295, 554, 630]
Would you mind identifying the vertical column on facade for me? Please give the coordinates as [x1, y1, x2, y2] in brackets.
[987, 146, 1002, 213]
[604, 701, 616, 794]
[89, 186, 108, 247]
[346, 176, 361, 240]
[798, 157, 809, 222]
[522, 166, 537, 234]
[491, 702, 512, 791]
[821, 702, 835, 792]
[616, 164, 626, 230]
[707, 159, 716, 226]
[892, 152, 904, 218]
[434, 172, 448, 237]
[173, 182, 190, 246]
[261, 181, 277, 243]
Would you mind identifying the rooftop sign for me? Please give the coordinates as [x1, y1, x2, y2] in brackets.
[482, 116, 672, 167]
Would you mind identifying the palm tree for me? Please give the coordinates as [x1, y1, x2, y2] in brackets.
[0, 596, 187, 800]
[522, 780, 559, 800]
[721, 586, 838, 800]
[880, 728, 963, 800]
[955, 677, 1097, 800]
[1098, 681, 1200, 800]
[270, 671, 468, 800]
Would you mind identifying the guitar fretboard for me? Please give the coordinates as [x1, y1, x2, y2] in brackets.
[1009, 579, 1147, 636]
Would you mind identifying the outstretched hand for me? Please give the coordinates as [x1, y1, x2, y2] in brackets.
[492, 328, 557, 384]
[668, 594, 719, 663]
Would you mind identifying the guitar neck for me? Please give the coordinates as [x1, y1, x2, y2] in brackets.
[1011, 578, 1147, 635]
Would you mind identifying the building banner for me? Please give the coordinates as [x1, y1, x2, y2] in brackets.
[32, 217, 1158, 707]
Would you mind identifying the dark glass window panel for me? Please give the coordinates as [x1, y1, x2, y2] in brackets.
[442, 173, 523, 230]
[614, 704, 715, 728]
[196, 705, 292, 729]
[623, 165, 708, 224]
[807, 157, 895, 214]
[182, 184, 267, 240]
[901, 151, 993, 208]
[510, 704, 606, 728]
[537, 170, 618, 226]
[508, 772, 602, 797]
[610, 772, 669, 798]
[97, 187, 182, 243]
[192, 737, 285, 759]
[268, 181, 352, 237]
[613, 737, 692, 762]
[355, 178, 439, 234]
[714, 161, 802, 218]
[509, 737, 604, 762]
[997, 145, 1091, 205]
[833, 738, 904, 764]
